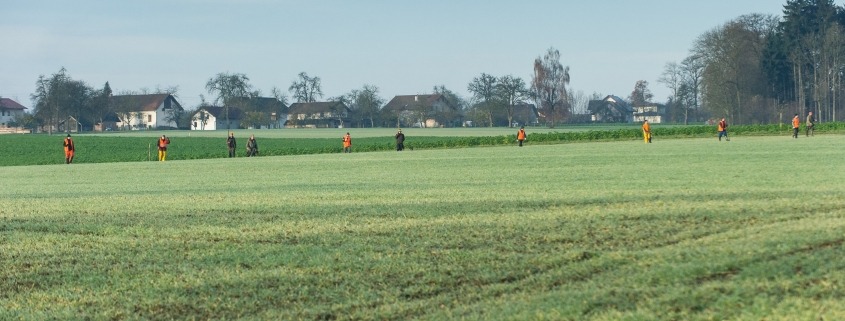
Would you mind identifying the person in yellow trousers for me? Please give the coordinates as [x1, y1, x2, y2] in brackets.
[642, 119, 652, 143]
[157, 135, 170, 161]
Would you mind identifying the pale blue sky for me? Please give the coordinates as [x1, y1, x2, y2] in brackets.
[1, 0, 787, 109]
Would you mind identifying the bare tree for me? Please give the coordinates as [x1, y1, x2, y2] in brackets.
[497, 75, 529, 127]
[289, 72, 323, 103]
[629, 80, 654, 107]
[467, 73, 499, 127]
[346, 85, 384, 128]
[205, 72, 252, 131]
[532, 47, 570, 127]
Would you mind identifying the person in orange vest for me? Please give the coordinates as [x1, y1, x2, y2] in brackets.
[157, 135, 170, 161]
[517, 126, 526, 147]
[792, 113, 800, 138]
[63, 134, 75, 164]
[342, 132, 352, 153]
[642, 120, 651, 143]
[717, 118, 729, 141]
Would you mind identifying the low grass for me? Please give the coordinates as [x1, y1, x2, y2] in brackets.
[2, 135, 844, 320]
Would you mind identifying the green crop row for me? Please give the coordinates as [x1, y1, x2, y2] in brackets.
[3, 122, 845, 166]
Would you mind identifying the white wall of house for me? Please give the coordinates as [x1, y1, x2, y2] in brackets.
[117, 104, 177, 129]
[634, 115, 662, 123]
[0, 109, 25, 127]
[191, 111, 217, 130]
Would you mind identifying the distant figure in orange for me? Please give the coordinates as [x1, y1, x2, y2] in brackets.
[157, 135, 171, 161]
[792, 113, 800, 139]
[717, 118, 729, 141]
[63, 134, 75, 164]
[342, 132, 352, 153]
[517, 126, 526, 147]
[642, 120, 652, 143]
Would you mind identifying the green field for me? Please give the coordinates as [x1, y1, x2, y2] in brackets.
[2, 135, 844, 320]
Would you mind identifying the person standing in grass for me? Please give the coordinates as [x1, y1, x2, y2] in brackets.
[63, 134, 75, 164]
[792, 113, 800, 138]
[246, 134, 258, 157]
[517, 126, 527, 147]
[642, 120, 651, 143]
[717, 118, 729, 141]
[157, 135, 170, 161]
[395, 129, 405, 151]
[342, 132, 352, 153]
[227, 132, 237, 157]
[806, 111, 815, 137]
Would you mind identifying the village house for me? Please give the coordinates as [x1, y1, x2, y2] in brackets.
[0, 98, 28, 133]
[227, 97, 288, 129]
[112, 94, 184, 130]
[382, 94, 458, 128]
[588, 95, 634, 123]
[191, 106, 243, 130]
[511, 103, 540, 127]
[287, 101, 350, 128]
[632, 104, 666, 123]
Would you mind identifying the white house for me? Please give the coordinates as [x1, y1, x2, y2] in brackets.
[112, 94, 183, 130]
[633, 105, 665, 123]
[191, 106, 243, 130]
[0, 98, 27, 130]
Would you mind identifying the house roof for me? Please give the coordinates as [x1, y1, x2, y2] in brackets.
[112, 94, 182, 112]
[382, 94, 448, 111]
[228, 97, 288, 113]
[588, 95, 633, 113]
[195, 106, 244, 120]
[288, 101, 348, 114]
[0, 98, 27, 110]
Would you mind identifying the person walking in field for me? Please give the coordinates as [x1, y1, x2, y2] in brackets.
[227, 132, 237, 157]
[806, 111, 815, 137]
[246, 134, 258, 157]
[717, 118, 729, 141]
[792, 113, 800, 139]
[342, 132, 352, 153]
[517, 126, 526, 147]
[395, 129, 405, 151]
[157, 135, 170, 161]
[642, 120, 652, 143]
[63, 134, 75, 164]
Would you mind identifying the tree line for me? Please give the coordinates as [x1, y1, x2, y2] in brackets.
[660, 0, 845, 125]
[26, 1, 835, 131]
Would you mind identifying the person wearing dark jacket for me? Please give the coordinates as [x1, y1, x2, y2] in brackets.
[395, 129, 405, 151]
[246, 134, 258, 157]
[227, 132, 237, 157]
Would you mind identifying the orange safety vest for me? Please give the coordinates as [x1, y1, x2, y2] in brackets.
[718, 120, 726, 131]
[64, 137, 74, 152]
[158, 137, 169, 150]
[517, 129, 526, 140]
[343, 134, 351, 147]
[792, 116, 800, 129]
[642, 122, 650, 133]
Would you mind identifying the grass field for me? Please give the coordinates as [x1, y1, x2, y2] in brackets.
[2, 135, 844, 320]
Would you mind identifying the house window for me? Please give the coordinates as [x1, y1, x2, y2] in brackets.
[147, 115, 152, 123]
